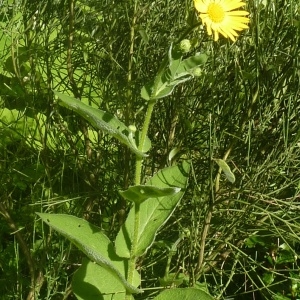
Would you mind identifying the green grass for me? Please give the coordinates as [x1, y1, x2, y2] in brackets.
[0, 0, 300, 299]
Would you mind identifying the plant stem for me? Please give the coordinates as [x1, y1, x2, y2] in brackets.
[126, 99, 156, 300]
[135, 100, 156, 184]
[125, 202, 140, 300]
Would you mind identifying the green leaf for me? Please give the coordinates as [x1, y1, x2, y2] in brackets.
[262, 272, 274, 285]
[138, 26, 149, 44]
[140, 82, 152, 101]
[153, 288, 214, 300]
[165, 53, 207, 83]
[140, 46, 207, 101]
[153, 83, 178, 99]
[167, 49, 182, 80]
[277, 250, 295, 264]
[159, 273, 187, 287]
[36, 213, 142, 294]
[154, 74, 193, 98]
[179, 54, 208, 72]
[214, 158, 235, 183]
[193, 282, 210, 293]
[168, 147, 180, 162]
[272, 294, 291, 300]
[54, 91, 150, 157]
[141, 76, 182, 100]
[72, 258, 140, 300]
[115, 161, 190, 258]
[119, 185, 181, 205]
[245, 235, 267, 248]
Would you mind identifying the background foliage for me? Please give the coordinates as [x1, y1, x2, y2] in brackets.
[0, 0, 300, 299]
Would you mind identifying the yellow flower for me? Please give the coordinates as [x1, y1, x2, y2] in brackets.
[194, 0, 250, 42]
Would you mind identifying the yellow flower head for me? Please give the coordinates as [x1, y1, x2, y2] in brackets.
[194, 0, 250, 42]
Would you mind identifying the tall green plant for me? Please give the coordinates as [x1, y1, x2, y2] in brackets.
[37, 44, 213, 300]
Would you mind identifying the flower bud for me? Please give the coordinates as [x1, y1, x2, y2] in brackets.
[128, 125, 137, 133]
[192, 67, 202, 77]
[179, 39, 191, 53]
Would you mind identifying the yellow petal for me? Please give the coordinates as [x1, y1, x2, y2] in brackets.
[227, 10, 249, 16]
[223, 0, 247, 10]
[194, 0, 210, 13]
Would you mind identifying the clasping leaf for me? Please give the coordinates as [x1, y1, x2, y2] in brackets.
[37, 213, 142, 294]
[119, 185, 181, 205]
[54, 91, 151, 157]
[141, 44, 207, 101]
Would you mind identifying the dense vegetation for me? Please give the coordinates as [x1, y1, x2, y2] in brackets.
[0, 0, 300, 299]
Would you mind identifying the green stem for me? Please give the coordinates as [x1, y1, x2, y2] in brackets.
[125, 5, 171, 293]
[125, 203, 140, 300]
[126, 100, 156, 300]
[135, 100, 156, 184]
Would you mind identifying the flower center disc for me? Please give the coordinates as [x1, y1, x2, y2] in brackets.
[207, 3, 225, 23]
